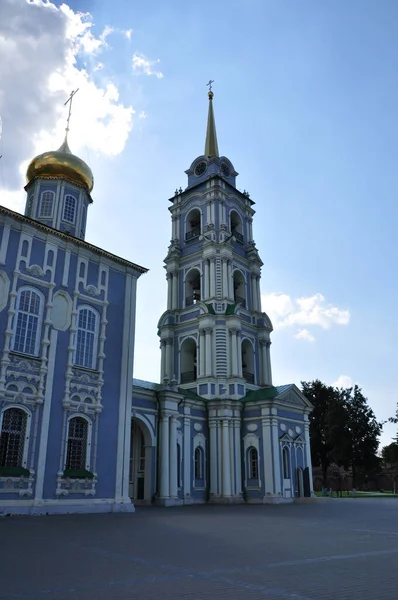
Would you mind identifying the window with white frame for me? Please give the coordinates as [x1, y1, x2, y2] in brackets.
[12, 287, 43, 355]
[39, 191, 55, 218]
[63, 195, 76, 224]
[0, 408, 28, 468]
[248, 447, 259, 479]
[74, 306, 99, 369]
[194, 446, 204, 479]
[282, 446, 290, 479]
[65, 416, 89, 470]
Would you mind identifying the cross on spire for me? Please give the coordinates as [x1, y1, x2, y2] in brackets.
[64, 89, 79, 136]
[206, 80, 214, 93]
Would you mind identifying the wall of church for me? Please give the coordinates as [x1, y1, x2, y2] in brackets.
[0, 214, 139, 513]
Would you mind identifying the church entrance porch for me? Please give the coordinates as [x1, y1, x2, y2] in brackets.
[129, 418, 153, 504]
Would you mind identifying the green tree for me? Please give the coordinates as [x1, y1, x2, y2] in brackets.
[333, 385, 382, 487]
[382, 442, 398, 493]
[301, 380, 345, 486]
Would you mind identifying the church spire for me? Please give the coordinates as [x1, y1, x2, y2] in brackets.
[204, 82, 219, 158]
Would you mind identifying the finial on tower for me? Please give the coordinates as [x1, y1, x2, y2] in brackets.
[204, 80, 219, 157]
[59, 88, 79, 153]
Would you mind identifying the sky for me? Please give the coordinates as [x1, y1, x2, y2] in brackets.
[1, 0, 397, 447]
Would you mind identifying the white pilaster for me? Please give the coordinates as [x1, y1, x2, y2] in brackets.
[230, 329, 238, 376]
[229, 420, 235, 494]
[266, 342, 272, 386]
[172, 272, 178, 309]
[234, 419, 242, 495]
[159, 414, 170, 498]
[262, 416, 274, 494]
[209, 259, 216, 297]
[256, 276, 262, 311]
[199, 329, 205, 377]
[237, 332, 242, 378]
[304, 417, 314, 494]
[167, 273, 172, 309]
[209, 421, 218, 496]
[222, 419, 232, 496]
[205, 328, 212, 376]
[222, 260, 228, 298]
[183, 412, 191, 498]
[271, 416, 282, 495]
[169, 416, 178, 498]
[203, 260, 209, 299]
[160, 340, 166, 380]
[260, 340, 268, 385]
[227, 262, 232, 299]
[251, 275, 258, 311]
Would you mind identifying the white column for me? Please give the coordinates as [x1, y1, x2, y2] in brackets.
[229, 420, 235, 494]
[237, 333, 242, 378]
[256, 276, 262, 312]
[172, 272, 178, 309]
[206, 201, 211, 223]
[266, 342, 272, 385]
[209, 421, 218, 496]
[169, 416, 178, 498]
[262, 416, 274, 494]
[304, 418, 314, 494]
[209, 259, 216, 297]
[199, 329, 205, 377]
[205, 328, 212, 376]
[183, 413, 191, 499]
[222, 260, 228, 298]
[248, 217, 253, 241]
[222, 419, 232, 496]
[251, 275, 258, 311]
[231, 329, 238, 376]
[227, 262, 232, 300]
[204, 260, 209, 299]
[160, 340, 166, 380]
[271, 417, 282, 495]
[165, 340, 171, 379]
[159, 415, 170, 499]
[234, 419, 242, 496]
[167, 273, 172, 309]
[260, 341, 268, 385]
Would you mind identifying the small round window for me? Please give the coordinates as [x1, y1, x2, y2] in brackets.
[194, 161, 207, 177]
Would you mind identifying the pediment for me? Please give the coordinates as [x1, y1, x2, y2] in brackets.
[275, 384, 313, 411]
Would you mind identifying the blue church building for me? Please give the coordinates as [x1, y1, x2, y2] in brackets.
[0, 90, 314, 515]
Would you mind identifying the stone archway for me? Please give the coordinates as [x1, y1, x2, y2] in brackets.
[129, 417, 154, 503]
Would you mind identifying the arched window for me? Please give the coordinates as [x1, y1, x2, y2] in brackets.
[180, 337, 197, 383]
[283, 446, 290, 479]
[185, 208, 201, 241]
[39, 191, 55, 218]
[248, 447, 259, 479]
[194, 446, 204, 479]
[241, 338, 255, 384]
[185, 268, 201, 306]
[0, 408, 28, 468]
[12, 287, 43, 355]
[230, 210, 243, 243]
[74, 306, 99, 369]
[65, 416, 89, 470]
[233, 270, 246, 308]
[63, 195, 77, 224]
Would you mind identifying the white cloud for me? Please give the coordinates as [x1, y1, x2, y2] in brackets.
[138, 110, 147, 119]
[132, 53, 164, 78]
[262, 292, 350, 339]
[333, 375, 355, 389]
[0, 0, 134, 204]
[294, 328, 316, 342]
[124, 29, 133, 40]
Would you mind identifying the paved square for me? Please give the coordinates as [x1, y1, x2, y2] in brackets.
[1, 499, 398, 599]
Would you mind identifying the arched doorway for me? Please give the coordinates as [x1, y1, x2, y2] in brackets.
[296, 467, 304, 497]
[129, 417, 153, 503]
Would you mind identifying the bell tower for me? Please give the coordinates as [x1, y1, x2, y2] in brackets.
[158, 88, 273, 400]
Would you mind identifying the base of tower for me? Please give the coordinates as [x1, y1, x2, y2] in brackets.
[155, 497, 183, 507]
[208, 494, 245, 504]
[262, 494, 294, 504]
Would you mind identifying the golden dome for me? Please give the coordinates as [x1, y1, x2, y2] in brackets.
[26, 137, 94, 192]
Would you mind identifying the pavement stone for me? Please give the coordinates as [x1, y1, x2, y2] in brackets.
[1, 498, 398, 599]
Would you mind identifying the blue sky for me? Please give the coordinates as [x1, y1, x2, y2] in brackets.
[1, 0, 398, 446]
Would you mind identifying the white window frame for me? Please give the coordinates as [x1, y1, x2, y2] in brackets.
[73, 305, 99, 370]
[282, 445, 291, 479]
[64, 414, 92, 471]
[247, 446, 259, 479]
[39, 190, 55, 218]
[63, 194, 77, 224]
[194, 445, 204, 480]
[0, 406, 32, 471]
[12, 286, 44, 356]
[193, 433, 206, 488]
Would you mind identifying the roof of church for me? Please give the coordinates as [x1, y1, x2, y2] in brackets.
[133, 379, 162, 390]
[0, 205, 148, 274]
[241, 384, 294, 403]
